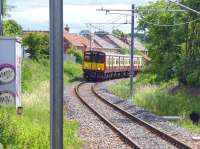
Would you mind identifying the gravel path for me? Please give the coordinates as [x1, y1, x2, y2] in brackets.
[96, 80, 200, 149]
[78, 83, 176, 149]
[64, 83, 132, 149]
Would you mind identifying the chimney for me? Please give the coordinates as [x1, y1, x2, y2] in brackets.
[64, 24, 70, 32]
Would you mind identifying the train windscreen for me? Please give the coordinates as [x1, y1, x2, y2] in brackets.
[96, 53, 105, 63]
[84, 51, 105, 63]
[84, 52, 92, 62]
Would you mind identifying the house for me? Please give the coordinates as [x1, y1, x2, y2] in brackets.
[63, 25, 151, 64]
[64, 25, 90, 53]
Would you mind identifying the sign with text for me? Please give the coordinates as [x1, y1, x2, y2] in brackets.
[0, 37, 22, 108]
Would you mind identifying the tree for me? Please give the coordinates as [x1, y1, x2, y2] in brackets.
[22, 32, 49, 60]
[112, 29, 123, 38]
[79, 30, 91, 35]
[3, 20, 22, 36]
[1, 0, 14, 17]
[137, 0, 200, 86]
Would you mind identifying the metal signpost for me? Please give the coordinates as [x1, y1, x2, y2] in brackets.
[49, 0, 64, 149]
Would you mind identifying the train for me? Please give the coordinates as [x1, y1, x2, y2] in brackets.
[83, 50, 143, 80]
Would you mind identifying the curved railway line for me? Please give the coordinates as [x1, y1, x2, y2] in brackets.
[75, 82, 192, 149]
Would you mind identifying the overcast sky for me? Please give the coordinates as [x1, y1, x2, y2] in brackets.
[7, 0, 155, 33]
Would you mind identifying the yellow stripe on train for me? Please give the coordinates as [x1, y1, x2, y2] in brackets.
[83, 62, 105, 71]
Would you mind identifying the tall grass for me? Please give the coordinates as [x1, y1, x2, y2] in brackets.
[0, 59, 83, 148]
[109, 75, 200, 133]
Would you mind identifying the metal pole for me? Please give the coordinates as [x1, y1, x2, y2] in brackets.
[0, 0, 3, 36]
[130, 4, 135, 97]
[90, 24, 92, 51]
[49, 0, 63, 148]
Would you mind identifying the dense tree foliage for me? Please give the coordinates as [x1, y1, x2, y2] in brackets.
[22, 32, 49, 60]
[137, 0, 200, 86]
[3, 20, 22, 36]
[79, 30, 91, 35]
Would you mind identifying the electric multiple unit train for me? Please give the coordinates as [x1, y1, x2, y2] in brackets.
[83, 50, 143, 80]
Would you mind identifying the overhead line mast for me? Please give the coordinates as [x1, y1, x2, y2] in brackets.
[97, 4, 136, 98]
[49, 0, 63, 148]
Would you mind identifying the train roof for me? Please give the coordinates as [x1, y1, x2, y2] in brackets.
[104, 52, 142, 58]
[84, 50, 142, 58]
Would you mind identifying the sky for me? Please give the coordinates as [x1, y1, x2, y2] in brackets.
[7, 0, 155, 33]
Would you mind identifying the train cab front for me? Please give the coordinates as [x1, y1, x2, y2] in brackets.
[83, 51, 105, 81]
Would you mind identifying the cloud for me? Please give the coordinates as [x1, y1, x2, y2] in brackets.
[8, 0, 153, 9]
[8, 0, 155, 32]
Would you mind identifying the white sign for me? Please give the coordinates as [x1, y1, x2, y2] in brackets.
[0, 64, 16, 84]
[0, 37, 22, 108]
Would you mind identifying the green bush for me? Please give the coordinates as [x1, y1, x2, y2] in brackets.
[186, 71, 200, 87]
[67, 48, 83, 64]
[22, 32, 49, 60]
[63, 61, 82, 81]
[135, 73, 158, 85]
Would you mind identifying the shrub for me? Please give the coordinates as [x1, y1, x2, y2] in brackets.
[67, 47, 83, 64]
[63, 61, 83, 83]
[22, 32, 49, 60]
[135, 73, 158, 85]
[186, 71, 200, 87]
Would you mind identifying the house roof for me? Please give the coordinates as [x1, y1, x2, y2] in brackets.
[64, 31, 148, 54]
[64, 32, 90, 47]
[93, 34, 119, 49]
[126, 37, 148, 52]
[107, 34, 129, 49]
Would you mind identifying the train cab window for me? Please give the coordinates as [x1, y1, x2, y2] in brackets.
[96, 53, 105, 63]
[84, 52, 91, 62]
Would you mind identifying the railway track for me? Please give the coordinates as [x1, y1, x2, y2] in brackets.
[75, 82, 192, 149]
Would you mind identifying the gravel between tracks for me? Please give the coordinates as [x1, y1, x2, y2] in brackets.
[96, 79, 200, 149]
[79, 83, 176, 149]
[64, 83, 132, 149]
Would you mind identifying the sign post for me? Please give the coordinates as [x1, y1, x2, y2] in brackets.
[49, 0, 64, 149]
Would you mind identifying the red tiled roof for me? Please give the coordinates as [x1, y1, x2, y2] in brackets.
[64, 32, 90, 47]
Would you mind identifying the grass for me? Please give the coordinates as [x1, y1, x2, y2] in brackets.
[0, 59, 83, 149]
[109, 74, 200, 133]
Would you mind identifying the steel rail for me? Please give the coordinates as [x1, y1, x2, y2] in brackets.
[92, 83, 192, 149]
[75, 82, 141, 149]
